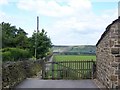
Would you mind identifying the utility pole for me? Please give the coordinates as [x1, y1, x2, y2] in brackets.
[37, 16, 39, 33]
[34, 30, 37, 60]
[35, 16, 39, 60]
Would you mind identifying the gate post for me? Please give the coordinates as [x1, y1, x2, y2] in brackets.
[91, 59, 94, 79]
[52, 61, 54, 80]
[42, 60, 45, 79]
[93, 61, 96, 79]
[92, 60, 96, 79]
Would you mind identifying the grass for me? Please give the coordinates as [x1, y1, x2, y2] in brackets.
[43, 55, 96, 79]
[53, 55, 96, 61]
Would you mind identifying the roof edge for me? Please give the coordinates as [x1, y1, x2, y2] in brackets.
[96, 17, 120, 46]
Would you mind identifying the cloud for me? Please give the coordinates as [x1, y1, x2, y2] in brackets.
[17, 0, 91, 17]
[0, 10, 35, 37]
[91, 0, 119, 2]
[0, 11, 11, 22]
[3, 0, 118, 45]
[0, 0, 8, 5]
[45, 8, 117, 45]
[17, 0, 118, 45]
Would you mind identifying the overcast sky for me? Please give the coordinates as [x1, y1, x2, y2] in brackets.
[0, 0, 119, 45]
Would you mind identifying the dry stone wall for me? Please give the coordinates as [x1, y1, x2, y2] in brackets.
[2, 60, 43, 89]
[96, 17, 120, 89]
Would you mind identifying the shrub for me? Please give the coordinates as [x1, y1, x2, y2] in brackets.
[2, 51, 12, 61]
[2, 48, 31, 61]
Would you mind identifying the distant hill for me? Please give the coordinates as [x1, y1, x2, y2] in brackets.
[52, 45, 96, 55]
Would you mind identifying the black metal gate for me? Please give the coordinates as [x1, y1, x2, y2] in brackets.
[42, 60, 96, 80]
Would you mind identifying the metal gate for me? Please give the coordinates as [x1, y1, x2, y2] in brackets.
[42, 60, 96, 80]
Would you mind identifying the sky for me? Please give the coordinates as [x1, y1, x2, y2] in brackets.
[0, 0, 119, 45]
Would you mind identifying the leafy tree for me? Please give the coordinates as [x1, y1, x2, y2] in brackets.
[15, 28, 30, 49]
[1, 22, 32, 61]
[1, 22, 29, 49]
[30, 29, 52, 59]
[2, 22, 17, 48]
[1, 22, 52, 60]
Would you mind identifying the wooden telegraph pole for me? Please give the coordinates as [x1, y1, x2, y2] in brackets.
[35, 16, 39, 60]
[37, 16, 39, 33]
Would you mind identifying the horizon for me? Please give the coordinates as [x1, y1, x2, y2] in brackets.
[52, 44, 96, 46]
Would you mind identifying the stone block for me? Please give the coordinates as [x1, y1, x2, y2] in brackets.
[111, 48, 119, 54]
[118, 39, 120, 44]
[111, 35, 119, 39]
[119, 64, 120, 69]
[111, 62, 118, 67]
[110, 56, 114, 62]
[115, 70, 120, 75]
[110, 40, 114, 47]
[119, 75, 120, 79]
[110, 75, 117, 81]
[115, 56, 120, 62]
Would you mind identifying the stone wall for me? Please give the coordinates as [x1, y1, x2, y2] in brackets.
[96, 17, 120, 89]
[2, 60, 43, 89]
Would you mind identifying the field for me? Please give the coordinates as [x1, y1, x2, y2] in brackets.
[53, 55, 96, 61]
[43, 55, 96, 79]
[52, 45, 96, 55]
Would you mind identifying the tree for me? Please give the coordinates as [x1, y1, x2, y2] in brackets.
[1, 22, 29, 49]
[1, 22, 52, 59]
[30, 29, 52, 59]
[15, 28, 29, 49]
[2, 22, 17, 48]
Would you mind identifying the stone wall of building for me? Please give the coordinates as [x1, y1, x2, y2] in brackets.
[96, 17, 120, 89]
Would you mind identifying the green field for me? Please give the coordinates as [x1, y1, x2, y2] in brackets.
[43, 55, 96, 80]
[53, 55, 96, 61]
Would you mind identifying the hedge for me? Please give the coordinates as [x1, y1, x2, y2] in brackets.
[2, 48, 31, 61]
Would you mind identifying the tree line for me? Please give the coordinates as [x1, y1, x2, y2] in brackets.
[1, 22, 52, 61]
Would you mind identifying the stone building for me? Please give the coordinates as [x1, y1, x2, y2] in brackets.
[96, 17, 120, 89]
